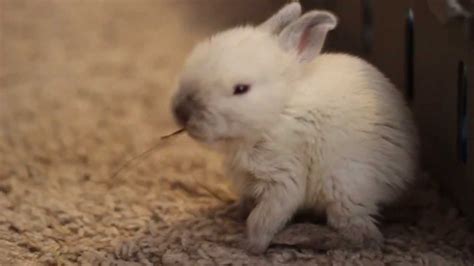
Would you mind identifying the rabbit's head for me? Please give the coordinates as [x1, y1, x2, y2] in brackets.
[172, 2, 337, 143]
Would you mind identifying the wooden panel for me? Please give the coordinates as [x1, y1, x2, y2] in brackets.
[465, 34, 474, 220]
[369, 0, 413, 92]
[413, 0, 474, 220]
[413, 1, 465, 172]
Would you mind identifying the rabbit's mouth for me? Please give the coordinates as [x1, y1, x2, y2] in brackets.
[185, 122, 215, 142]
[185, 126, 206, 141]
[185, 122, 233, 145]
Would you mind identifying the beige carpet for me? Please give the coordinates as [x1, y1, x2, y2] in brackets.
[1, 1, 473, 265]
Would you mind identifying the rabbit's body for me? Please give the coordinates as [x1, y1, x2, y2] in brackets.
[172, 3, 418, 253]
[223, 53, 417, 252]
[228, 53, 417, 208]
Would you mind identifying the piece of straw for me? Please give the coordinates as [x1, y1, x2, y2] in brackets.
[109, 128, 185, 179]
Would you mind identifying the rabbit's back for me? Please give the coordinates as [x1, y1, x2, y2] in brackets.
[285, 53, 418, 206]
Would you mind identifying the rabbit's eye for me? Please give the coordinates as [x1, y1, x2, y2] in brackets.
[233, 84, 251, 95]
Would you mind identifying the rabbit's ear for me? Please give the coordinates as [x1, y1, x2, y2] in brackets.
[259, 2, 302, 35]
[279, 10, 337, 62]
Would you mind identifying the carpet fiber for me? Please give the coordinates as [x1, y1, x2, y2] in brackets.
[1, 1, 473, 265]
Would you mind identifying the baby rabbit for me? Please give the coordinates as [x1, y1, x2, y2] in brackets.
[171, 2, 418, 254]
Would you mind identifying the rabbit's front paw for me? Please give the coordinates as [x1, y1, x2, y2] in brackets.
[243, 233, 272, 254]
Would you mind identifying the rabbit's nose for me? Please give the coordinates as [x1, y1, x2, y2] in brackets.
[173, 103, 191, 126]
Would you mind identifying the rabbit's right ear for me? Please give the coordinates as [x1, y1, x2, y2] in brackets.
[278, 10, 337, 63]
[259, 2, 302, 35]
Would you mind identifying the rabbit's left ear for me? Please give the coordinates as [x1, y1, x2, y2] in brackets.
[279, 10, 337, 62]
[259, 2, 302, 35]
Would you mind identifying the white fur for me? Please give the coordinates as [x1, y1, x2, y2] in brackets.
[171, 3, 419, 253]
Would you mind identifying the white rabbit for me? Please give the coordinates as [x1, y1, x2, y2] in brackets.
[171, 2, 419, 254]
